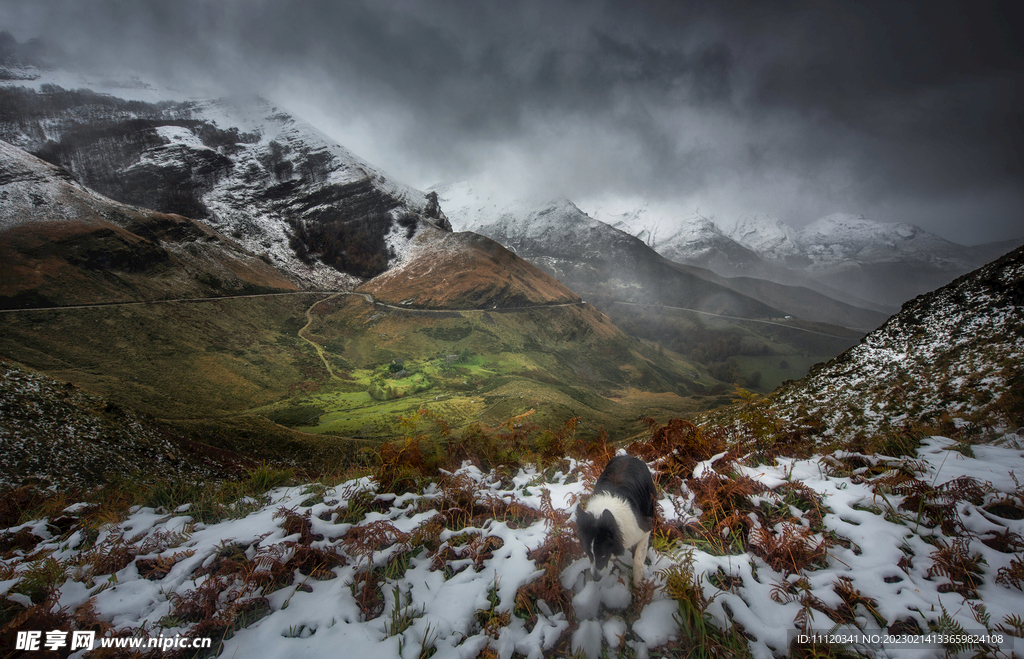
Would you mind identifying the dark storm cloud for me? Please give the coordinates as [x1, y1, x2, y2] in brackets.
[2, 0, 1022, 243]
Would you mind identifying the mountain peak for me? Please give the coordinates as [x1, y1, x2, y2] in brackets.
[0, 83, 448, 287]
[802, 213, 922, 242]
[358, 228, 582, 310]
[729, 213, 801, 258]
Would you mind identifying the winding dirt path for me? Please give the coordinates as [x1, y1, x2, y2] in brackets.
[296, 292, 345, 379]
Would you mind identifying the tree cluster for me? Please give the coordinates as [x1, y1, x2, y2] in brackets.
[288, 212, 394, 278]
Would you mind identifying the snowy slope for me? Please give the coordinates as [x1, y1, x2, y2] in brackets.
[795, 214, 971, 269]
[436, 181, 616, 258]
[3, 442, 1022, 659]
[0, 360, 245, 489]
[725, 245, 1024, 443]
[1, 72, 448, 289]
[0, 139, 120, 231]
[186, 97, 436, 287]
[1, 138, 299, 306]
[586, 201, 767, 267]
[730, 214, 804, 263]
[592, 200, 1020, 309]
[654, 217, 762, 269]
[439, 182, 894, 328]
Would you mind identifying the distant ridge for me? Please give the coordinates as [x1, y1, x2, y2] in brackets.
[437, 181, 889, 329]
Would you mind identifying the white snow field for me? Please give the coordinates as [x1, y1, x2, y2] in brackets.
[2, 435, 1023, 659]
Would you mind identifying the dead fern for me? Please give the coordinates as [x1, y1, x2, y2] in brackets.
[343, 520, 412, 621]
[138, 527, 193, 554]
[875, 473, 988, 535]
[685, 470, 766, 554]
[536, 415, 581, 464]
[980, 529, 1024, 554]
[135, 549, 196, 581]
[273, 507, 323, 545]
[629, 418, 729, 488]
[0, 590, 67, 639]
[996, 558, 1024, 591]
[832, 576, 884, 626]
[515, 489, 580, 626]
[373, 433, 432, 495]
[478, 492, 545, 529]
[0, 527, 44, 559]
[775, 481, 828, 531]
[770, 577, 833, 634]
[927, 538, 986, 599]
[570, 428, 616, 484]
[750, 523, 833, 575]
[73, 530, 139, 585]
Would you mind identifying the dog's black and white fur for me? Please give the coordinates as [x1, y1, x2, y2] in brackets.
[576, 455, 656, 586]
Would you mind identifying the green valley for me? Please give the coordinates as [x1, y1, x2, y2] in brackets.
[0, 290, 720, 472]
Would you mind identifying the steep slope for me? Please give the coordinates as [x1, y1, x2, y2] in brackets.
[436, 182, 780, 318]
[0, 84, 450, 288]
[730, 213, 804, 263]
[791, 214, 1023, 308]
[0, 358, 249, 489]
[716, 245, 1024, 442]
[275, 227, 718, 435]
[591, 205, 892, 312]
[359, 228, 581, 310]
[797, 213, 972, 268]
[0, 139, 298, 308]
[440, 182, 888, 328]
[437, 182, 882, 391]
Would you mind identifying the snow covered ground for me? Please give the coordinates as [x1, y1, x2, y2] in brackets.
[2, 436, 1023, 658]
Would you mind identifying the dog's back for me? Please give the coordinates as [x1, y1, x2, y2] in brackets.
[578, 455, 656, 585]
[594, 455, 656, 530]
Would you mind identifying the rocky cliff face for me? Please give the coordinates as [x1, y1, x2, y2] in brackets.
[0, 83, 450, 288]
[0, 138, 298, 308]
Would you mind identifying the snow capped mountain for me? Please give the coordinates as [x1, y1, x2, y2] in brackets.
[0, 74, 450, 290]
[653, 216, 762, 271]
[0, 137, 298, 307]
[436, 180, 614, 258]
[594, 200, 1022, 310]
[795, 213, 968, 269]
[729, 214, 803, 263]
[436, 180, 785, 320]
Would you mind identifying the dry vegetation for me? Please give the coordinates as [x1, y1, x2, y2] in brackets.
[2, 400, 1021, 658]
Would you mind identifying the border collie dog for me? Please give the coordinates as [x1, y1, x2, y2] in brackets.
[576, 455, 655, 586]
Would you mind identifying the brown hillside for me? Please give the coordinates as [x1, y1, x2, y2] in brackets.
[0, 139, 297, 308]
[359, 229, 582, 309]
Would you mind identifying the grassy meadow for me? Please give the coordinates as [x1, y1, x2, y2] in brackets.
[0, 292, 721, 471]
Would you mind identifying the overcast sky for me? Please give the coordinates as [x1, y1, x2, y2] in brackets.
[2, 0, 1022, 244]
